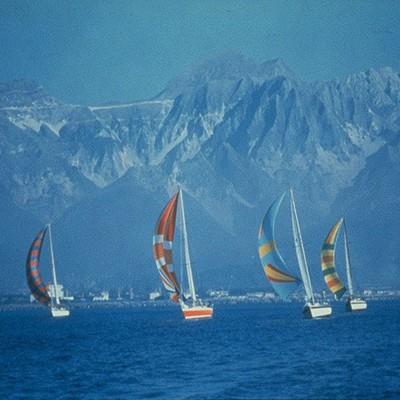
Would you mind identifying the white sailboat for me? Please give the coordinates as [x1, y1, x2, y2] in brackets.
[153, 190, 213, 320]
[48, 224, 70, 317]
[343, 220, 367, 312]
[289, 189, 332, 319]
[178, 190, 213, 319]
[26, 224, 70, 318]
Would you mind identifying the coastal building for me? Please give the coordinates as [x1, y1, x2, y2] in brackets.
[92, 291, 110, 301]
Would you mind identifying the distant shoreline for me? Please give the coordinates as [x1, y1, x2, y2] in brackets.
[1, 295, 400, 312]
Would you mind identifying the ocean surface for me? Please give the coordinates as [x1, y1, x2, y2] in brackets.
[1, 301, 400, 400]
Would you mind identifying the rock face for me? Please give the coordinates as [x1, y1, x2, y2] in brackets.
[0, 55, 399, 292]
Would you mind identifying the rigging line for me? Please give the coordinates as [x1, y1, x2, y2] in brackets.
[179, 195, 185, 293]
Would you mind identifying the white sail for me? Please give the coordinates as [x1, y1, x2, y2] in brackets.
[48, 223, 60, 305]
[179, 190, 197, 303]
[289, 189, 315, 303]
[343, 219, 354, 296]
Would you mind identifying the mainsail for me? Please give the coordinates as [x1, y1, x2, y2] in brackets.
[343, 219, 354, 296]
[26, 228, 51, 305]
[179, 190, 197, 303]
[258, 193, 301, 299]
[289, 189, 315, 303]
[321, 218, 346, 299]
[152, 192, 181, 302]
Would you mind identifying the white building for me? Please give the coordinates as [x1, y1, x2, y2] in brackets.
[207, 289, 229, 298]
[47, 284, 65, 300]
[93, 291, 110, 301]
[149, 289, 162, 300]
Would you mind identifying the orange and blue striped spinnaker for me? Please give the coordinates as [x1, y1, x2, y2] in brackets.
[258, 193, 301, 299]
[26, 227, 51, 305]
[321, 218, 346, 299]
[152, 192, 181, 302]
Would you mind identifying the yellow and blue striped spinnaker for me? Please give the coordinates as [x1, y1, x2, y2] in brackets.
[321, 218, 346, 299]
[258, 193, 301, 300]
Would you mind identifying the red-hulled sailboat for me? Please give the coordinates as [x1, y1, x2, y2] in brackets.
[152, 190, 213, 320]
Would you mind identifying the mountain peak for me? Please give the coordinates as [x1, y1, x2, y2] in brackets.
[0, 79, 58, 108]
[190, 53, 256, 80]
[160, 54, 297, 97]
[259, 57, 294, 76]
[0, 79, 43, 93]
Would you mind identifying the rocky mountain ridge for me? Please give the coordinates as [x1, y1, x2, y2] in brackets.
[0, 55, 398, 291]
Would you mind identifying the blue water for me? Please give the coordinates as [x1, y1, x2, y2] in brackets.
[1, 301, 400, 399]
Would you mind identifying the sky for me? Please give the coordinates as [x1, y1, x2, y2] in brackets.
[0, 0, 399, 105]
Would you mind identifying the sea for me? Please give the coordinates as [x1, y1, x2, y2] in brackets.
[1, 300, 399, 400]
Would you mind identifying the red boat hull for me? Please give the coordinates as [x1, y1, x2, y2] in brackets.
[182, 306, 213, 320]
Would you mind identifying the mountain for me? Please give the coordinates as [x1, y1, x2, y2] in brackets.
[0, 55, 399, 293]
[333, 135, 400, 287]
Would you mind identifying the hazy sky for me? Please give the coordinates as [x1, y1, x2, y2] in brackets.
[0, 0, 399, 105]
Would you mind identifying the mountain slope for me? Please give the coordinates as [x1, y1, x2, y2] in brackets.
[0, 55, 399, 292]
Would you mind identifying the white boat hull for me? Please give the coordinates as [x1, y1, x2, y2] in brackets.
[303, 302, 332, 319]
[51, 306, 70, 318]
[181, 304, 213, 320]
[346, 298, 367, 312]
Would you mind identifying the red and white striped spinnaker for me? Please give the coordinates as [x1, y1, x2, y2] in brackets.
[26, 228, 51, 305]
[152, 192, 181, 302]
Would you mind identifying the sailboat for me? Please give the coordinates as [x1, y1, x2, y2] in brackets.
[322, 218, 367, 311]
[258, 190, 332, 318]
[152, 190, 213, 320]
[26, 224, 70, 318]
[258, 193, 301, 299]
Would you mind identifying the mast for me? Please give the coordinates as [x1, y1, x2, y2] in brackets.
[48, 224, 60, 305]
[289, 189, 315, 304]
[179, 203, 185, 295]
[179, 190, 197, 303]
[343, 219, 354, 296]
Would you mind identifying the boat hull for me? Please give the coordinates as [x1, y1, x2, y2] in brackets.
[303, 302, 332, 319]
[346, 298, 367, 312]
[50, 306, 70, 318]
[181, 305, 213, 320]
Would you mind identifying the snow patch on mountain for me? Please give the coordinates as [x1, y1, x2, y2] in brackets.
[89, 99, 174, 111]
[8, 114, 43, 132]
[344, 122, 384, 153]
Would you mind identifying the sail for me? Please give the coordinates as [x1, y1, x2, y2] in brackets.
[289, 189, 314, 303]
[152, 192, 181, 302]
[26, 228, 51, 305]
[179, 190, 197, 302]
[258, 193, 301, 299]
[343, 219, 354, 296]
[321, 218, 346, 299]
